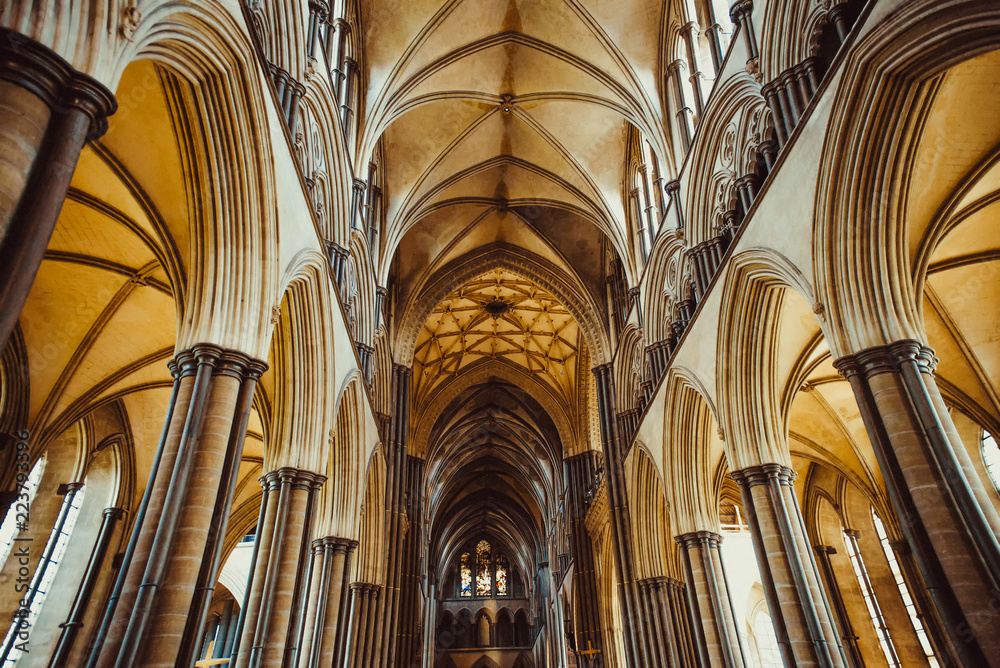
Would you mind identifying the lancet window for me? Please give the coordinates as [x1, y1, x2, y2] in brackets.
[456, 539, 514, 599]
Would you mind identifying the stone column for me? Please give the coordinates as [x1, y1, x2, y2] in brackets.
[374, 365, 411, 667]
[298, 536, 357, 668]
[663, 577, 700, 667]
[297, 541, 327, 668]
[345, 583, 381, 668]
[681, 22, 705, 117]
[214, 600, 235, 659]
[731, 464, 847, 668]
[565, 452, 604, 658]
[340, 57, 359, 144]
[664, 179, 683, 232]
[48, 507, 124, 667]
[675, 531, 746, 668]
[667, 61, 694, 152]
[593, 364, 649, 665]
[329, 19, 350, 99]
[94, 345, 266, 668]
[637, 579, 668, 668]
[835, 341, 1000, 667]
[236, 467, 325, 668]
[0, 28, 116, 350]
[397, 455, 425, 667]
[232, 477, 281, 668]
[729, 0, 760, 62]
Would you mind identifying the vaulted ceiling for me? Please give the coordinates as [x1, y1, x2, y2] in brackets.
[362, 0, 671, 582]
[368, 0, 673, 297]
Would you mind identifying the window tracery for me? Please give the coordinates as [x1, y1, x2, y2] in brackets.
[453, 539, 515, 599]
[496, 554, 508, 596]
[460, 552, 472, 597]
[476, 540, 492, 596]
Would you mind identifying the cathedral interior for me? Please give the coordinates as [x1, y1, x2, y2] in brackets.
[1, 0, 1000, 667]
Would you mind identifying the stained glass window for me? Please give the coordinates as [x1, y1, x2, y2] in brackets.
[476, 540, 492, 596]
[460, 552, 472, 597]
[496, 554, 508, 596]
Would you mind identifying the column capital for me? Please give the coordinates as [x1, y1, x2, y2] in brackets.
[666, 59, 687, 76]
[330, 17, 351, 32]
[664, 179, 681, 196]
[729, 462, 796, 488]
[729, 0, 753, 23]
[308, 0, 329, 19]
[833, 339, 937, 379]
[0, 28, 117, 140]
[734, 173, 760, 192]
[675, 530, 723, 549]
[813, 544, 837, 556]
[260, 466, 327, 489]
[169, 344, 268, 382]
[103, 506, 126, 521]
[322, 536, 359, 554]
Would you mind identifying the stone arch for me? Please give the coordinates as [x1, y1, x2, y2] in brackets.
[470, 655, 501, 668]
[641, 232, 689, 347]
[315, 374, 371, 541]
[299, 75, 353, 246]
[683, 74, 771, 247]
[369, 328, 392, 421]
[614, 325, 645, 415]
[814, 0, 1000, 357]
[626, 444, 676, 581]
[267, 255, 337, 473]
[121, 4, 281, 360]
[350, 443, 386, 585]
[347, 231, 378, 347]
[495, 608, 515, 647]
[716, 249, 818, 470]
[663, 368, 725, 535]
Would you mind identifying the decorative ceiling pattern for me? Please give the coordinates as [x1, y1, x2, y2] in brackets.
[413, 269, 580, 403]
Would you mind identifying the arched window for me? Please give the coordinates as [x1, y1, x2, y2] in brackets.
[454, 538, 515, 598]
[752, 610, 782, 668]
[0, 457, 45, 568]
[843, 527, 900, 667]
[1, 481, 86, 666]
[496, 554, 508, 596]
[981, 429, 1000, 491]
[476, 540, 492, 596]
[460, 551, 473, 597]
[871, 510, 940, 667]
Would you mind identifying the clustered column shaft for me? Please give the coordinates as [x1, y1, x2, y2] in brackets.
[675, 531, 746, 668]
[835, 341, 1000, 666]
[565, 452, 604, 657]
[233, 467, 325, 668]
[0, 27, 116, 351]
[593, 364, 649, 665]
[730, 464, 847, 668]
[93, 345, 265, 668]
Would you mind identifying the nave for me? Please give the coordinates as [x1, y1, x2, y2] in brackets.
[1, 0, 1000, 667]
